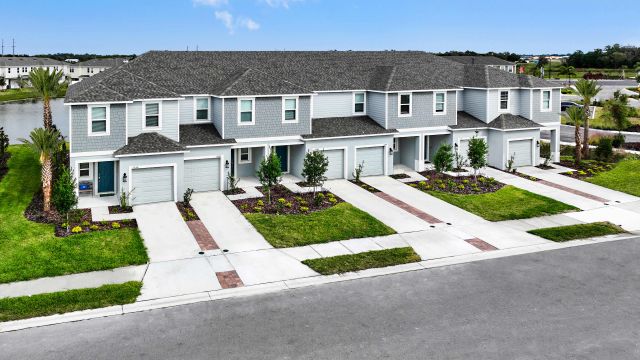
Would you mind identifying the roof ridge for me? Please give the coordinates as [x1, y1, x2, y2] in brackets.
[384, 66, 397, 91]
[120, 68, 179, 97]
[66, 64, 130, 101]
[219, 68, 252, 95]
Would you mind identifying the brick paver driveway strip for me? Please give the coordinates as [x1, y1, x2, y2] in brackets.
[135, 202, 202, 262]
[190, 192, 272, 253]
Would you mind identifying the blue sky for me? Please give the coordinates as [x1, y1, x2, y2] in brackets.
[3, 0, 639, 55]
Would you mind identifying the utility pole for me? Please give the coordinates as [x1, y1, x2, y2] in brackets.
[1, 39, 3, 55]
[12, 38, 15, 55]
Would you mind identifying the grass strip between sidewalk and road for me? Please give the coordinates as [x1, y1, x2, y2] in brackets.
[245, 202, 396, 248]
[427, 185, 578, 222]
[527, 222, 626, 242]
[302, 247, 421, 275]
[0, 281, 141, 322]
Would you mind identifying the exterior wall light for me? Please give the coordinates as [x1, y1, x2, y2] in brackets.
[122, 173, 127, 183]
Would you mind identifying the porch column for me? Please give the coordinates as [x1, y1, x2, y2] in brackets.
[417, 136, 425, 171]
[550, 128, 560, 163]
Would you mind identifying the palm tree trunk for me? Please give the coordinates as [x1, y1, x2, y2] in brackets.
[43, 97, 52, 130]
[574, 124, 582, 165]
[582, 101, 590, 158]
[42, 156, 53, 212]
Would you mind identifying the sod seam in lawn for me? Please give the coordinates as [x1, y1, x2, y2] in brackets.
[302, 247, 421, 275]
[0, 146, 149, 284]
[244, 202, 396, 248]
[527, 222, 625, 242]
[585, 159, 640, 197]
[0, 281, 141, 322]
[427, 185, 578, 222]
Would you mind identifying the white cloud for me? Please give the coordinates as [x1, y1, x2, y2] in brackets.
[214, 11, 260, 34]
[214, 10, 235, 33]
[262, 0, 302, 8]
[239, 18, 260, 31]
[193, 0, 228, 6]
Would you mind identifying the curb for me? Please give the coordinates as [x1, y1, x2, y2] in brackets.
[1, 233, 637, 333]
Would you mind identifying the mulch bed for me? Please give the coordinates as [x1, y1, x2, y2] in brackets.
[176, 202, 200, 221]
[24, 190, 63, 224]
[55, 217, 138, 237]
[559, 160, 614, 179]
[222, 188, 246, 196]
[410, 170, 504, 195]
[349, 180, 381, 193]
[390, 173, 410, 179]
[515, 172, 540, 182]
[108, 205, 133, 214]
[626, 125, 640, 133]
[623, 142, 640, 151]
[232, 184, 342, 215]
[536, 164, 555, 170]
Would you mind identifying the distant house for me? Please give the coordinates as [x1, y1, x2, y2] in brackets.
[0, 57, 68, 90]
[69, 58, 129, 83]
[443, 56, 517, 73]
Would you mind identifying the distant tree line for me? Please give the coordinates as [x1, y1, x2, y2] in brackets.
[4, 53, 136, 62]
[438, 50, 521, 62]
[566, 44, 640, 69]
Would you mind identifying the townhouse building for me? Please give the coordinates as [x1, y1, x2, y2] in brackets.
[0, 56, 67, 89]
[64, 51, 561, 205]
[443, 55, 517, 73]
[68, 57, 129, 83]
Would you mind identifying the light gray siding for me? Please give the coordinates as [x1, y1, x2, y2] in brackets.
[462, 89, 487, 122]
[387, 91, 457, 129]
[487, 89, 521, 122]
[427, 134, 451, 162]
[457, 91, 464, 111]
[179, 97, 194, 124]
[304, 135, 393, 179]
[70, 104, 127, 153]
[213, 98, 224, 137]
[518, 89, 531, 118]
[367, 92, 385, 127]
[235, 147, 265, 178]
[451, 129, 489, 164]
[289, 145, 305, 178]
[224, 96, 311, 139]
[127, 100, 180, 142]
[531, 89, 561, 124]
[313, 92, 354, 118]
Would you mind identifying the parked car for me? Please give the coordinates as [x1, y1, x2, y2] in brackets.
[561, 101, 583, 111]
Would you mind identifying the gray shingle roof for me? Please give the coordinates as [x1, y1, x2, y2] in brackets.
[303, 116, 396, 139]
[443, 55, 515, 66]
[488, 114, 542, 130]
[179, 124, 236, 146]
[66, 51, 559, 103]
[450, 112, 488, 129]
[114, 132, 186, 156]
[0, 56, 66, 67]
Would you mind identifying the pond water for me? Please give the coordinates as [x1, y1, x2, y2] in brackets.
[0, 98, 68, 144]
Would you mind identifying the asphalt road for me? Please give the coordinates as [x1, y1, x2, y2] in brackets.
[2, 237, 640, 359]
[541, 124, 640, 143]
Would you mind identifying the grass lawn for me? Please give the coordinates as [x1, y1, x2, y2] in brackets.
[585, 159, 640, 196]
[428, 185, 578, 222]
[244, 202, 396, 248]
[0, 86, 67, 103]
[527, 222, 625, 242]
[0, 281, 141, 322]
[0, 146, 148, 284]
[302, 247, 421, 275]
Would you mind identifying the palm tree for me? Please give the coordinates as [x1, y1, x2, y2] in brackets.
[28, 68, 65, 130]
[559, 64, 576, 81]
[565, 106, 585, 165]
[574, 79, 601, 158]
[19, 128, 61, 212]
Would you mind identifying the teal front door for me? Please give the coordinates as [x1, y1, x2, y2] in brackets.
[98, 161, 115, 194]
[274, 146, 288, 173]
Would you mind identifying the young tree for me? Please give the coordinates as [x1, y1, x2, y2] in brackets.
[19, 128, 62, 212]
[603, 91, 631, 136]
[565, 106, 585, 165]
[28, 68, 65, 130]
[574, 79, 602, 158]
[52, 166, 78, 230]
[433, 144, 454, 174]
[0, 127, 8, 160]
[466, 137, 488, 180]
[256, 151, 282, 203]
[301, 150, 329, 197]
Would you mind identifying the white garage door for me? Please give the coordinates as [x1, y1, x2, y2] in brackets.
[509, 139, 533, 167]
[322, 149, 345, 179]
[131, 166, 174, 205]
[184, 158, 220, 192]
[356, 146, 385, 176]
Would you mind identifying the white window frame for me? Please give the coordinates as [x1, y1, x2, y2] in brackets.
[78, 162, 91, 178]
[353, 92, 366, 115]
[142, 102, 162, 130]
[433, 91, 447, 115]
[87, 104, 110, 136]
[282, 96, 298, 123]
[194, 97, 211, 122]
[238, 148, 252, 164]
[237, 98, 255, 126]
[499, 90, 510, 112]
[398, 93, 412, 117]
[540, 90, 552, 112]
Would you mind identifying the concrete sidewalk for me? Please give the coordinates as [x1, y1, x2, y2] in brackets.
[324, 179, 432, 233]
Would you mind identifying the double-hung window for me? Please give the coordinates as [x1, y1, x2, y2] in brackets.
[144, 103, 160, 128]
[398, 93, 412, 116]
[79, 163, 90, 178]
[89, 105, 108, 135]
[541, 90, 551, 111]
[499, 90, 509, 111]
[239, 98, 255, 124]
[283, 97, 298, 122]
[434, 92, 446, 114]
[195, 98, 209, 121]
[354, 92, 365, 114]
[239, 148, 251, 164]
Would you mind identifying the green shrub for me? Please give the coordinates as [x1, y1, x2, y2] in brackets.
[81, 220, 90, 226]
[300, 206, 309, 213]
[594, 137, 613, 161]
[71, 226, 82, 233]
[277, 198, 286, 204]
[90, 224, 99, 231]
[285, 202, 292, 208]
[328, 197, 337, 204]
[314, 193, 325, 206]
[612, 133, 625, 148]
[257, 199, 264, 207]
[253, 206, 263, 213]
[111, 222, 121, 229]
